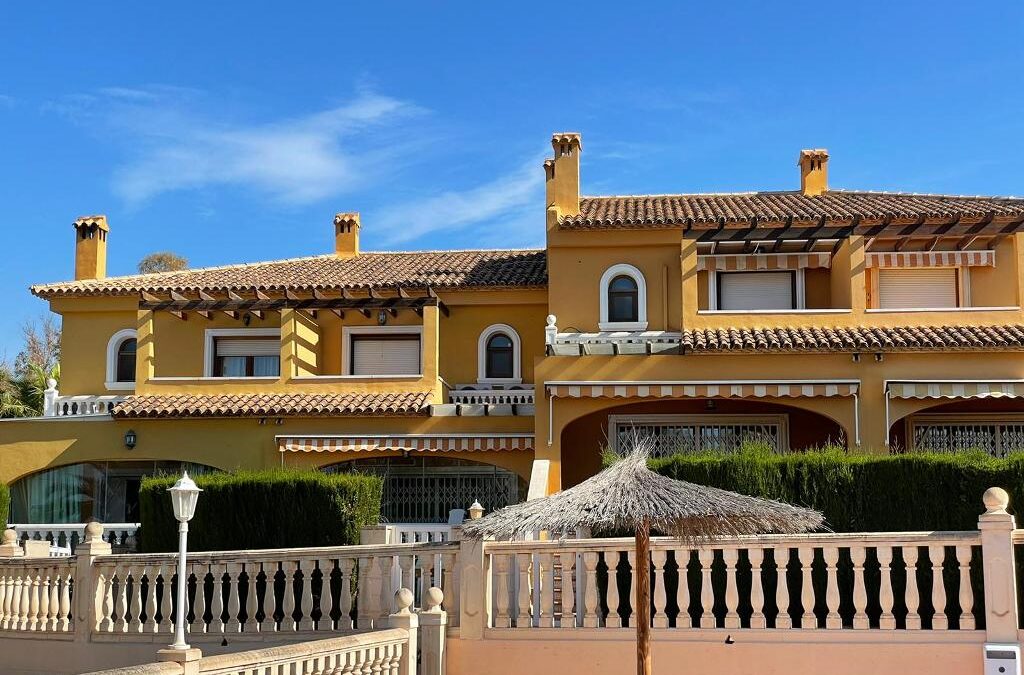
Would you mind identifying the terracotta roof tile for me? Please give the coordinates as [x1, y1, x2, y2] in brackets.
[111, 391, 431, 419]
[678, 325, 1024, 353]
[562, 191, 1024, 229]
[32, 249, 548, 299]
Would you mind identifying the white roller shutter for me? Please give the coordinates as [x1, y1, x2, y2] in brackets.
[351, 336, 421, 375]
[878, 268, 957, 309]
[718, 272, 795, 310]
[215, 338, 279, 356]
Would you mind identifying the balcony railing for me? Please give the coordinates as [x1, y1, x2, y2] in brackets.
[41, 380, 124, 417]
[448, 387, 535, 406]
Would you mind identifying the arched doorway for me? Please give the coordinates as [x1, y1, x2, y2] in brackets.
[325, 456, 527, 523]
[889, 398, 1024, 455]
[560, 399, 846, 487]
[8, 460, 217, 524]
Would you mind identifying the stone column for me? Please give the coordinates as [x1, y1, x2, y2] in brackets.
[978, 487, 1019, 644]
[389, 588, 418, 675]
[420, 587, 448, 675]
[457, 535, 489, 640]
[73, 521, 111, 644]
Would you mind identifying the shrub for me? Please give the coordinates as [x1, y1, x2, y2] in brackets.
[138, 469, 382, 552]
[649, 446, 1024, 531]
[0, 480, 8, 526]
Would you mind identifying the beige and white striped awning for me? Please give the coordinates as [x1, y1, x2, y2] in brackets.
[866, 250, 994, 269]
[697, 252, 831, 272]
[546, 381, 859, 399]
[887, 381, 1024, 400]
[278, 434, 535, 453]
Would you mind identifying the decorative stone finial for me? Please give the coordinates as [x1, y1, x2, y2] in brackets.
[84, 520, 104, 542]
[546, 314, 556, 327]
[45, 378, 57, 391]
[983, 487, 1010, 514]
[424, 586, 444, 613]
[2, 529, 16, 545]
[394, 587, 414, 614]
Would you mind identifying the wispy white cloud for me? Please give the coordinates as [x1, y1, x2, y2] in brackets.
[371, 157, 545, 246]
[48, 86, 424, 205]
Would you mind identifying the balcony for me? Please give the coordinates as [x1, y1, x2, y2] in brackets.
[431, 384, 535, 417]
[41, 382, 125, 418]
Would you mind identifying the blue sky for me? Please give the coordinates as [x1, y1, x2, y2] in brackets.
[1, 2, 1023, 358]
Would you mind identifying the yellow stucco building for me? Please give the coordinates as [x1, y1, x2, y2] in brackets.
[4, 132, 1024, 525]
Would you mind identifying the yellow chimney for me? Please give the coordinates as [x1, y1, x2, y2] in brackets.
[73, 215, 109, 280]
[798, 149, 829, 196]
[334, 212, 360, 257]
[545, 133, 582, 223]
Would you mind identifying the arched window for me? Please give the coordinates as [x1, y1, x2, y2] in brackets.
[599, 264, 648, 330]
[607, 275, 639, 323]
[485, 333, 514, 380]
[105, 329, 138, 390]
[116, 339, 137, 382]
[477, 324, 522, 383]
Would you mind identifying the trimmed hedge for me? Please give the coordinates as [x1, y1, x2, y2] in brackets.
[0, 480, 8, 526]
[138, 469, 382, 552]
[650, 447, 1024, 532]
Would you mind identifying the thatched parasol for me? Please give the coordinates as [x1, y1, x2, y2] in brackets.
[462, 438, 825, 675]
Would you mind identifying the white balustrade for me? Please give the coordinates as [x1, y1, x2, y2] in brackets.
[10, 523, 140, 553]
[0, 559, 74, 633]
[89, 541, 458, 640]
[49, 394, 125, 417]
[448, 387, 535, 406]
[485, 532, 983, 633]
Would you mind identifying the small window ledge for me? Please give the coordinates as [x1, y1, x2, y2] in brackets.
[698, 309, 852, 315]
[104, 381, 136, 391]
[865, 306, 1020, 314]
[598, 321, 649, 331]
[290, 374, 423, 381]
[148, 376, 280, 383]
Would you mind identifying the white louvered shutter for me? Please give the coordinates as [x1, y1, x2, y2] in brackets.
[877, 268, 957, 309]
[718, 272, 794, 310]
[215, 338, 279, 356]
[351, 336, 421, 375]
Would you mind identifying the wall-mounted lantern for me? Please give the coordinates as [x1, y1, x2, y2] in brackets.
[124, 429, 137, 449]
[377, 309, 388, 325]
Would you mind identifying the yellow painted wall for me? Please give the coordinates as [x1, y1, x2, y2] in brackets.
[967, 236, 1020, 307]
[51, 297, 138, 396]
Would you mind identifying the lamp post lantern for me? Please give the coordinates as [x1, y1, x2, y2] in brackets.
[168, 472, 202, 651]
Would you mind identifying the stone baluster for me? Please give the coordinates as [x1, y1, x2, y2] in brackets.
[99, 565, 114, 632]
[227, 562, 243, 632]
[58, 569, 72, 632]
[297, 559, 314, 631]
[129, 566, 143, 633]
[9, 572, 23, 630]
[515, 553, 531, 628]
[0, 571, 9, 629]
[850, 546, 868, 629]
[539, 552, 554, 627]
[493, 554, 511, 628]
[27, 568, 41, 631]
[560, 550, 576, 629]
[378, 556, 394, 623]
[678, 550, 691, 629]
[212, 563, 227, 634]
[698, 548, 714, 629]
[246, 561, 261, 632]
[929, 545, 948, 630]
[281, 560, 298, 631]
[47, 567, 60, 631]
[145, 564, 161, 632]
[605, 550, 622, 628]
[723, 548, 740, 629]
[823, 546, 841, 629]
[113, 564, 128, 632]
[192, 562, 208, 634]
[749, 548, 766, 629]
[651, 549, 668, 629]
[398, 555, 415, 596]
[582, 552, 599, 628]
[798, 547, 815, 629]
[338, 558, 355, 631]
[955, 545, 975, 630]
[357, 557, 375, 630]
[442, 551, 458, 622]
[904, 546, 921, 629]
[877, 547, 896, 629]
[315, 557, 334, 631]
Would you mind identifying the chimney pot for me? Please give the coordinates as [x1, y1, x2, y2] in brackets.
[334, 212, 361, 257]
[73, 215, 109, 280]
[546, 132, 582, 226]
[798, 149, 829, 196]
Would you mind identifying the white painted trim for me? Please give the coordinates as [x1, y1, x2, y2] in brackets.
[149, 376, 279, 382]
[698, 309, 851, 315]
[598, 263, 648, 331]
[290, 375, 423, 382]
[865, 306, 1019, 313]
[708, 270, 718, 311]
[104, 329, 138, 392]
[795, 268, 806, 309]
[960, 267, 972, 307]
[203, 328, 281, 377]
[341, 325, 424, 377]
[477, 323, 522, 384]
[546, 378, 861, 386]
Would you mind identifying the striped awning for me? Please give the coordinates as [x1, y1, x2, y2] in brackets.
[278, 434, 535, 453]
[866, 250, 994, 269]
[546, 382, 859, 399]
[697, 252, 831, 272]
[887, 381, 1024, 400]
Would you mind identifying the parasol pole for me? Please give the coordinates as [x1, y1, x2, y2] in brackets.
[635, 518, 652, 675]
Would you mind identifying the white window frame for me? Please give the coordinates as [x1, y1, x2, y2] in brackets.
[608, 413, 789, 454]
[203, 328, 281, 378]
[599, 263, 648, 331]
[105, 329, 138, 391]
[709, 269, 805, 311]
[477, 323, 522, 384]
[342, 325, 424, 378]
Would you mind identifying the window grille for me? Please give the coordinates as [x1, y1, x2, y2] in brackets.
[911, 418, 1024, 458]
[610, 415, 786, 456]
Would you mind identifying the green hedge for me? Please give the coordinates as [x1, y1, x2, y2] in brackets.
[138, 469, 382, 552]
[0, 481, 8, 526]
[650, 448, 1024, 532]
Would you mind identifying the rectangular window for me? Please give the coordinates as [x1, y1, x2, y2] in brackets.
[877, 268, 958, 309]
[350, 334, 421, 376]
[609, 414, 787, 456]
[213, 337, 280, 377]
[717, 271, 796, 310]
